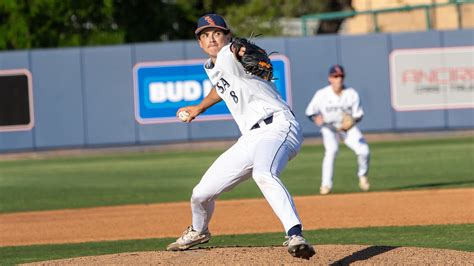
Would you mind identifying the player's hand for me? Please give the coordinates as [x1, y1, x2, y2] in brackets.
[230, 44, 246, 58]
[176, 106, 203, 122]
[237, 46, 246, 57]
[314, 115, 324, 126]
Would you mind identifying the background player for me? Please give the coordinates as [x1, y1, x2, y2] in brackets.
[305, 65, 370, 195]
[166, 14, 315, 259]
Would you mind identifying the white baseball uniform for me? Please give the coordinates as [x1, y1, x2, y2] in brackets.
[191, 44, 304, 234]
[305, 85, 370, 189]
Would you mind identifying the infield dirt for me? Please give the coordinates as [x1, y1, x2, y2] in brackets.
[2, 188, 473, 264]
[2, 188, 473, 247]
[7, 188, 473, 264]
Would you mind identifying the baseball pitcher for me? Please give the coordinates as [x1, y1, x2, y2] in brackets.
[305, 65, 370, 195]
[166, 14, 315, 259]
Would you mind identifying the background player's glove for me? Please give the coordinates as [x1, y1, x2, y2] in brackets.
[231, 37, 273, 81]
[339, 113, 355, 131]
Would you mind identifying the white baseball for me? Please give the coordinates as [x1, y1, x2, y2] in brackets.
[178, 111, 190, 122]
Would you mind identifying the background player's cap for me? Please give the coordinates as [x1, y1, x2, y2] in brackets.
[195, 14, 230, 36]
[329, 64, 345, 76]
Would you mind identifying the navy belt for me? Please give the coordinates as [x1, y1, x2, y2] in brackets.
[251, 115, 273, 130]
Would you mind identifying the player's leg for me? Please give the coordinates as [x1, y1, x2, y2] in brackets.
[167, 140, 252, 251]
[342, 126, 370, 191]
[251, 124, 302, 233]
[320, 127, 339, 194]
[191, 140, 253, 232]
[251, 120, 314, 259]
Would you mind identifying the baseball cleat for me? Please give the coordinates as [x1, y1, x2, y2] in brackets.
[359, 176, 370, 192]
[166, 225, 211, 251]
[319, 186, 332, 195]
[283, 235, 316, 259]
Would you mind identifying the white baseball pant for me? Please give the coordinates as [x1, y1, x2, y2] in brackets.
[191, 111, 303, 233]
[320, 126, 370, 188]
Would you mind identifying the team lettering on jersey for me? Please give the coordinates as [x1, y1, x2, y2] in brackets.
[216, 77, 239, 103]
[325, 106, 352, 113]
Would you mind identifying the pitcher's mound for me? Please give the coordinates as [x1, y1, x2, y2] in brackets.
[24, 245, 473, 265]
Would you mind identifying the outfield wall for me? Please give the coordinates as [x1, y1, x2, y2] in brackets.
[0, 29, 473, 152]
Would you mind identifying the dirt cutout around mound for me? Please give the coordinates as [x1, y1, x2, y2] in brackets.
[1, 188, 473, 247]
[24, 245, 474, 265]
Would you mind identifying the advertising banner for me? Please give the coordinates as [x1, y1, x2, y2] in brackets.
[133, 55, 292, 124]
[390, 46, 473, 111]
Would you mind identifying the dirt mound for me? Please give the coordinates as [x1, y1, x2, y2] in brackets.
[23, 245, 474, 265]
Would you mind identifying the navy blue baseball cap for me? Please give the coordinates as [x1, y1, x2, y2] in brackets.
[195, 14, 230, 36]
[329, 64, 345, 76]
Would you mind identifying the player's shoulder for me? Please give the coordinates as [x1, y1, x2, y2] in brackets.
[343, 86, 359, 95]
[219, 43, 232, 54]
[316, 85, 332, 96]
[215, 44, 233, 64]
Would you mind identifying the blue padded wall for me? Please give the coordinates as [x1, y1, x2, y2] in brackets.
[287, 35, 339, 136]
[442, 29, 474, 46]
[340, 33, 393, 132]
[30, 48, 85, 149]
[81, 45, 136, 146]
[0, 29, 472, 152]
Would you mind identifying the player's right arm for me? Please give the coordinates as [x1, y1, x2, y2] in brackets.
[177, 87, 222, 122]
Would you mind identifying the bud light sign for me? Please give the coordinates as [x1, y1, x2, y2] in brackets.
[133, 56, 292, 124]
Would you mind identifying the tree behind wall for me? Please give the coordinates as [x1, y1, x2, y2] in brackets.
[0, 0, 123, 49]
[0, 0, 350, 50]
[221, 0, 328, 37]
[316, 0, 354, 34]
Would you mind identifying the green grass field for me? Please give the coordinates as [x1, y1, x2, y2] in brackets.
[1, 137, 473, 213]
[0, 136, 473, 264]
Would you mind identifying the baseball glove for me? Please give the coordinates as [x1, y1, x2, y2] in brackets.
[339, 113, 355, 131]
[231, 37, 274, 81]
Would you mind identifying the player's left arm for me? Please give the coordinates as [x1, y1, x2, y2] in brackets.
[351, 90, 364, 123]
[177, 87, 222, 122]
